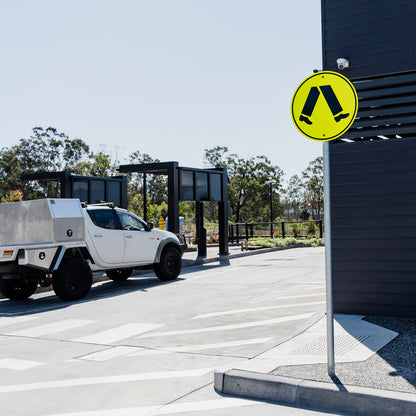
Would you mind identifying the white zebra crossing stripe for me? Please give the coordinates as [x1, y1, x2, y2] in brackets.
[5, 319, 95, 337]
[45, 398, 257, 415]
[0, 358, 43, 370]
[78, 346, 141, 361]
[73, 323, 163, 344]
[277, 293, 324, 299]
[78, 337, 274, 361]
[138, 312, 315, 338]
[47, 406, 161, 416]
[166, 337, 274, 353]
[0, 315, 39, 327]
[191, 301, 325, 319]
[0, 368, 213, 393]
[154, 398, 257, 415]
[303, 282, 324, 286]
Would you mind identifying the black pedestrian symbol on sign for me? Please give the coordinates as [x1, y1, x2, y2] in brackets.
[291, 71, 359, 141]
[299, 85, 349, 125]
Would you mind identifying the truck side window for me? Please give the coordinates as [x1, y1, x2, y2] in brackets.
[117, 212, 145, 231]
[87, 210, 121, 230]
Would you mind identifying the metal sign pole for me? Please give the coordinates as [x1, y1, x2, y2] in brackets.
[291, 71, 358, 377]
[323, 142, 335, 377]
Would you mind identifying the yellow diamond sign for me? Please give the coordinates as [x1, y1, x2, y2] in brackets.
[291, 71, 358, 141]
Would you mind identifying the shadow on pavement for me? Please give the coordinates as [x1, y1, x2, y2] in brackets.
[0, 261, 231, 317]
[362, 316, 416, 393]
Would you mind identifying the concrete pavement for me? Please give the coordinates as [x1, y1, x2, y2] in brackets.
[183, 245, 416, 415]
[189, 247, 416, 416]
[5, 243, 416, 415]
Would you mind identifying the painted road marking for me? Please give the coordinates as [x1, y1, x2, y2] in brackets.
[47, 406, 161, 416]
[154, 398, 257, 415]
[277, 293, 324, 299]
[138, 313, 315, 338]
[0, 358, 43, 370]
[0, 368, 213, 393]
[5, 319, 95, 337]
[45, 398, 257, 416]
[167, 337, 273, 352]
[77, 346, 140, 362]
[0, 315, 39, 327]
[78, 337, 274, 361]
[73, 323, 163, 344]
[0, 306, 69, 317]
[191, 301, 325, 319]
[302, 282, 325, 285]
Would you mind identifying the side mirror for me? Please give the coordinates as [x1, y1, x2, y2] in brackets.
[147, 222, 154, 231]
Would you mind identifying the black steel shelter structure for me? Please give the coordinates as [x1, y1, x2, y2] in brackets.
[22, 162, 228, 258]
[322, 0, 416, 316]
[21, 171, 127, 209]
[118, 162, 229, 257]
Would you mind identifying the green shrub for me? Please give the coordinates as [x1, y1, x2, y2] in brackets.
[274, 239, 288, 247]
[306, 221, 317, 235]
[311, 238, 325, 247]
[247, 237, 325, 249]
[292, 223, 301, 238]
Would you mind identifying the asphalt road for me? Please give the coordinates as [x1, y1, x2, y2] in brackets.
[0, 247, 355, 416]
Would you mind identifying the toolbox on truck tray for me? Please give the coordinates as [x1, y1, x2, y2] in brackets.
[0, 198, 85, 247]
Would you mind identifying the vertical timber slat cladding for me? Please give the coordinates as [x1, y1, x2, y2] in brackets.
[330, 138, 416, 317]
[322, 0, 416, 79]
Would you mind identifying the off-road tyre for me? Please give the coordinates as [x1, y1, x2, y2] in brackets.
[53, 258, 92, 301]
[106, 269, 133, 282]
[154, 246, 182, 281]
[0, 278, 38, 300]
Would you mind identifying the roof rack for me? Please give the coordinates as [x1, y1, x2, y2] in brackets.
[81, 201, 115, 208]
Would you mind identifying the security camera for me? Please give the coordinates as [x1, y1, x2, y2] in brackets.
[337, 58, 349, 70]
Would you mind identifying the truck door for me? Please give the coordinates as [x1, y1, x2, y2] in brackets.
[86, 209, 125, 264]
[116, 211, 156, 264]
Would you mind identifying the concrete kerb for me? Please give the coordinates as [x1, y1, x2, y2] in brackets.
[215, 369, 416, 416]
[182, 244, 312, 267]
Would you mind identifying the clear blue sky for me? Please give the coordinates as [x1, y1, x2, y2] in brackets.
[1, 0, 322, 181]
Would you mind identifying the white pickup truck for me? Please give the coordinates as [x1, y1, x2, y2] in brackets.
[0, 199, 183, 301]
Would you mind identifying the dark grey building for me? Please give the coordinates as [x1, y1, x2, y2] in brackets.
[322, 0, 416, 316]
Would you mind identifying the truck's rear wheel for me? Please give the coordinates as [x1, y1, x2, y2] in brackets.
[53, 258, 92, 301]
[106, 269, 132, 281]
[0, 278, 38, 300]
[154, 246, 182, 281]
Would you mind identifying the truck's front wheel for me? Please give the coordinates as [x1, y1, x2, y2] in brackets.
[154, 246, 182, 281]
[53, 259, 92, 301]
[0, 278, 38, 300]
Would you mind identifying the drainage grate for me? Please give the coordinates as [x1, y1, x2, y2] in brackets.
[290, 335, 369, 356]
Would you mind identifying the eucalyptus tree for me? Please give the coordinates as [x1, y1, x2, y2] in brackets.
[282, 174, 303, 220]
[0, 127, 90, 199]
[204, 146, 284, 223]
[125, 151, 168, 217]
[301, 156, 324, 219]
